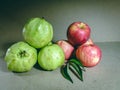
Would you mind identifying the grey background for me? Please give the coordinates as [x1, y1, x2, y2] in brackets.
[0, 0, 120, 43]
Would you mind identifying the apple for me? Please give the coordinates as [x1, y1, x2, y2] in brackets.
[82, 38, 94, 46]
[38, 44, 65, 70]
[23, 17, 53, 48]
[76, 44, 102, 67]
[4, 41, 37, 72]
[56, 40, 74, 60]
[67, 22, 91, 46]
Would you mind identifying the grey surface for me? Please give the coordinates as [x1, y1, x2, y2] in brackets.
[0, 42, 120, 90]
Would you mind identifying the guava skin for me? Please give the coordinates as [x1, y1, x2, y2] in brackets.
[38, 44, 65, 70]
[23, 18, 53, 48]
[4, 41, 37, 72]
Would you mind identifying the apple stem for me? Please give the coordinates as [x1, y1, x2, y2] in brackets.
[79, 23, 86, 29]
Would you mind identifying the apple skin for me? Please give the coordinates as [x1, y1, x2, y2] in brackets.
[56, 40, 74, 60]
[23, 17, 53, 48]
[38, 44, 65, 70]
[4, 41, 37, 72]
[76, 44, 102, 67]
[67, 22, 91, 46]
[82, 38, 94, 46]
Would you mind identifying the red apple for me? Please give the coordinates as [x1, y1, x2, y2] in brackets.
[82, 38, 94, 46]
[56, 40, 74, 60]
[76, 44, 102, 67]
[67, 22, 91, 46]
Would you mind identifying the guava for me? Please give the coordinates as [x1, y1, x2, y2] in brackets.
[4, 41, 37, 72]
[23, 17, 53, 48]
[38, 44, 65, 70]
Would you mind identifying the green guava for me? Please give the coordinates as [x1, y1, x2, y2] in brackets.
[23, 17, 53, 48]
[38, 44, 65, 70]
[4, 41, 37, 72]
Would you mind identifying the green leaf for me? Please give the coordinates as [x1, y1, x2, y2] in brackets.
[69, 62, 83, 81]
[60, 64, 73, 83]
[69, 59, 85, 71]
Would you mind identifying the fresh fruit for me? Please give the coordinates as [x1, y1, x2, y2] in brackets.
[76, 44, 102, 67]
[56, 40, 74, 60]
[23, 17, 53, 48]
[4, 41, 37, 72]
[3, 16, 102, 84]
[38, 44, 65, 70]
[82, 38, 94, 46]
[67, 22, 91, 46]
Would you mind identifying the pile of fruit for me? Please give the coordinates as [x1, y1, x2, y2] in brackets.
[4, 17, 102, 83]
